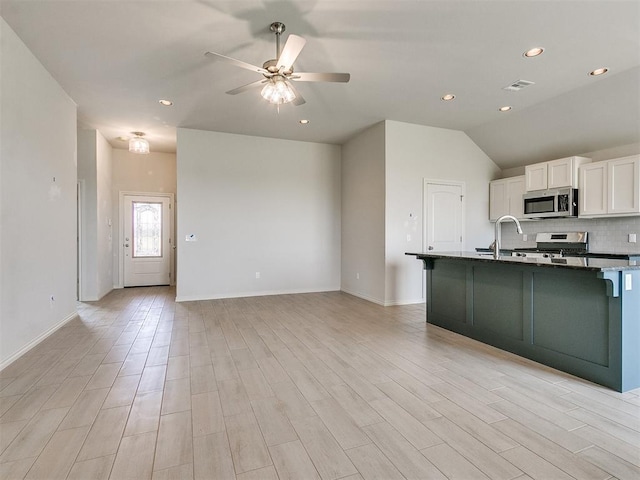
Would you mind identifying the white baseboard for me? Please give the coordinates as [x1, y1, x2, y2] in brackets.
[175, 287, 341, 303]
[340, 289, 385, 306]
[0, 311, 78, 372]
[340, 289, 425, 306]
[384, 298, 426, 306]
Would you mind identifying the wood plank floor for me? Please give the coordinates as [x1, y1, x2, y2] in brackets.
[1, 286, 639, 479]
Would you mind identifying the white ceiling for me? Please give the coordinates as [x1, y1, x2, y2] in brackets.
[2, 1, 639, 169]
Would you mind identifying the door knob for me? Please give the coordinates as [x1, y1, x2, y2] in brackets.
[124, 243, 129, 247]
[428, 246, 434, 250]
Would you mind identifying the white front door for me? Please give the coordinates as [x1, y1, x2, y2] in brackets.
[424, 181, 464, 252]
[123, 194, 171, 287]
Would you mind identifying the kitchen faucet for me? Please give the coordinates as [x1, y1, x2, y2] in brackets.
[494, 215, 523, 259]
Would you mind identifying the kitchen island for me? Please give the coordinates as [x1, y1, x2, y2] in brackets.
[406, 251, 640, 392]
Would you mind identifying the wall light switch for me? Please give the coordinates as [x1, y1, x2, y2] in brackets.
[629, 233, 637, 243]
[522, 234, 528, 242]
[407, 234, 411, 242]
[625, 273, 633, 291]
[185, 234, 197, 242]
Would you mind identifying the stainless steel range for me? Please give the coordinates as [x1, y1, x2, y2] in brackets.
[511, 232, 588, 259]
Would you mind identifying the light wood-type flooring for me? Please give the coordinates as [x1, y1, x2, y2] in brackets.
[1, 286, 639, 479]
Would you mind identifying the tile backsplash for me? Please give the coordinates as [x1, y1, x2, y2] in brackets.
[501, 216, 640, 254]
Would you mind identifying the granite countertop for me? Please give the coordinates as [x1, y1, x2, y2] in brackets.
[405, 251, 640, 272]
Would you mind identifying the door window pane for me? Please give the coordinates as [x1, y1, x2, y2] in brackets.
[133, 202, 162, 257]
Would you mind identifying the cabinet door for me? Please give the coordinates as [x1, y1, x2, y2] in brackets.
[579, 162, 607, 216]
[525, 163, 548, 191]
[547, 157, 573, 189]
[507, 176, 525, 218]
[608, 155, 640, 214]
[489, 179, 508, 221]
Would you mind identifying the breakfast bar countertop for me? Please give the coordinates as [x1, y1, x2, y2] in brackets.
[405, 251, 640, 272]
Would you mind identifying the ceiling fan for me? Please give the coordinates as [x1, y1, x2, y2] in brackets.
[205, 22, 350, 107]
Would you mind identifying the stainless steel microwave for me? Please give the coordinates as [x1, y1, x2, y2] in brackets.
[523, 188, 578, 219]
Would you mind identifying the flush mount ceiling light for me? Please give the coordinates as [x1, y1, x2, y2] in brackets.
[129, 132, 150, 154]
[499, 106, 512, 112]
[158, 99, 173, 106]
[589, 67, 609, 76]
[523, 47, 544, 58]
[261, 75, 297, 105]
[441, 94, 456, 101]
[299, 119, 310, 124]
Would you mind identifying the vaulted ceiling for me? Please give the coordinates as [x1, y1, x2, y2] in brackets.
[2, 1, 639, 169]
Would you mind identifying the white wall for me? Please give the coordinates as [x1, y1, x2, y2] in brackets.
[341, 122, 387, 304]
[77, 129, 113, 301]
[111, 149, 176, 287]
[77, 130, 98, 299]
[339, 120, 501, 306]
[176, 128, 341, 301]
[385, 120, 500, 305]
[1, 18, 77, 368]
[96, 133, 113, 296]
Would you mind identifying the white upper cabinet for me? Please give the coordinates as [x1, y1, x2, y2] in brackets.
[525, 156, 591, 191]
[609, 155, 640, 215]
[579, 155, 640, 217]
[525, 163, 548, 191]
[489, 175, 525, 221]
[579, 161, 608, 216]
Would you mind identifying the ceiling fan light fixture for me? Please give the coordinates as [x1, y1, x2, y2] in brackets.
[261, 76, 296, 104]
[129, 132, 150, 154]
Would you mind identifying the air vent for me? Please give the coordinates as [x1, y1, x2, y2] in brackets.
[502, 79, 535, 91]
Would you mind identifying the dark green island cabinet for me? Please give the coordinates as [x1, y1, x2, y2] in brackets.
[406, 252, 640, 392]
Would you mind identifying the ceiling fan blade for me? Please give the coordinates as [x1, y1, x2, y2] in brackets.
[286, 81, 306, 106]
[277, 34, 306, 71]
[291, 72, 351, 83]
[293, 94, 306, 106]
[205, 51, 269, 75]
[226, 79, 268, 95]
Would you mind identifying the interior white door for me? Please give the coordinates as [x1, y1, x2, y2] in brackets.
[123, 194, 171, 287]
[424, 181, 464, 252]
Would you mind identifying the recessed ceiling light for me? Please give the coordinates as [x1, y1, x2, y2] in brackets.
[299, 119, 310, 124]
[159, 99, 173, 106]
[523, 47, 544, 58]
[441, 94, 455, 101]
[498, 106, 512, 112]
[589, 67, 609, 76]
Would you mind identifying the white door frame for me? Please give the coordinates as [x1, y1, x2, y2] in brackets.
[422, 179, 466, 252]
[118, 191, 175, 288]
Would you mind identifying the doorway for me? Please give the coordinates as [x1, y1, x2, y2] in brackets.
[121, 193, 174, 287]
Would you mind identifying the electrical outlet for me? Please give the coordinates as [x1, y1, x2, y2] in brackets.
[255, 272, 260, 279]
[629, 233, 637, 243]
[356, 273, 360, 280]
[522, 234, 528, 242]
